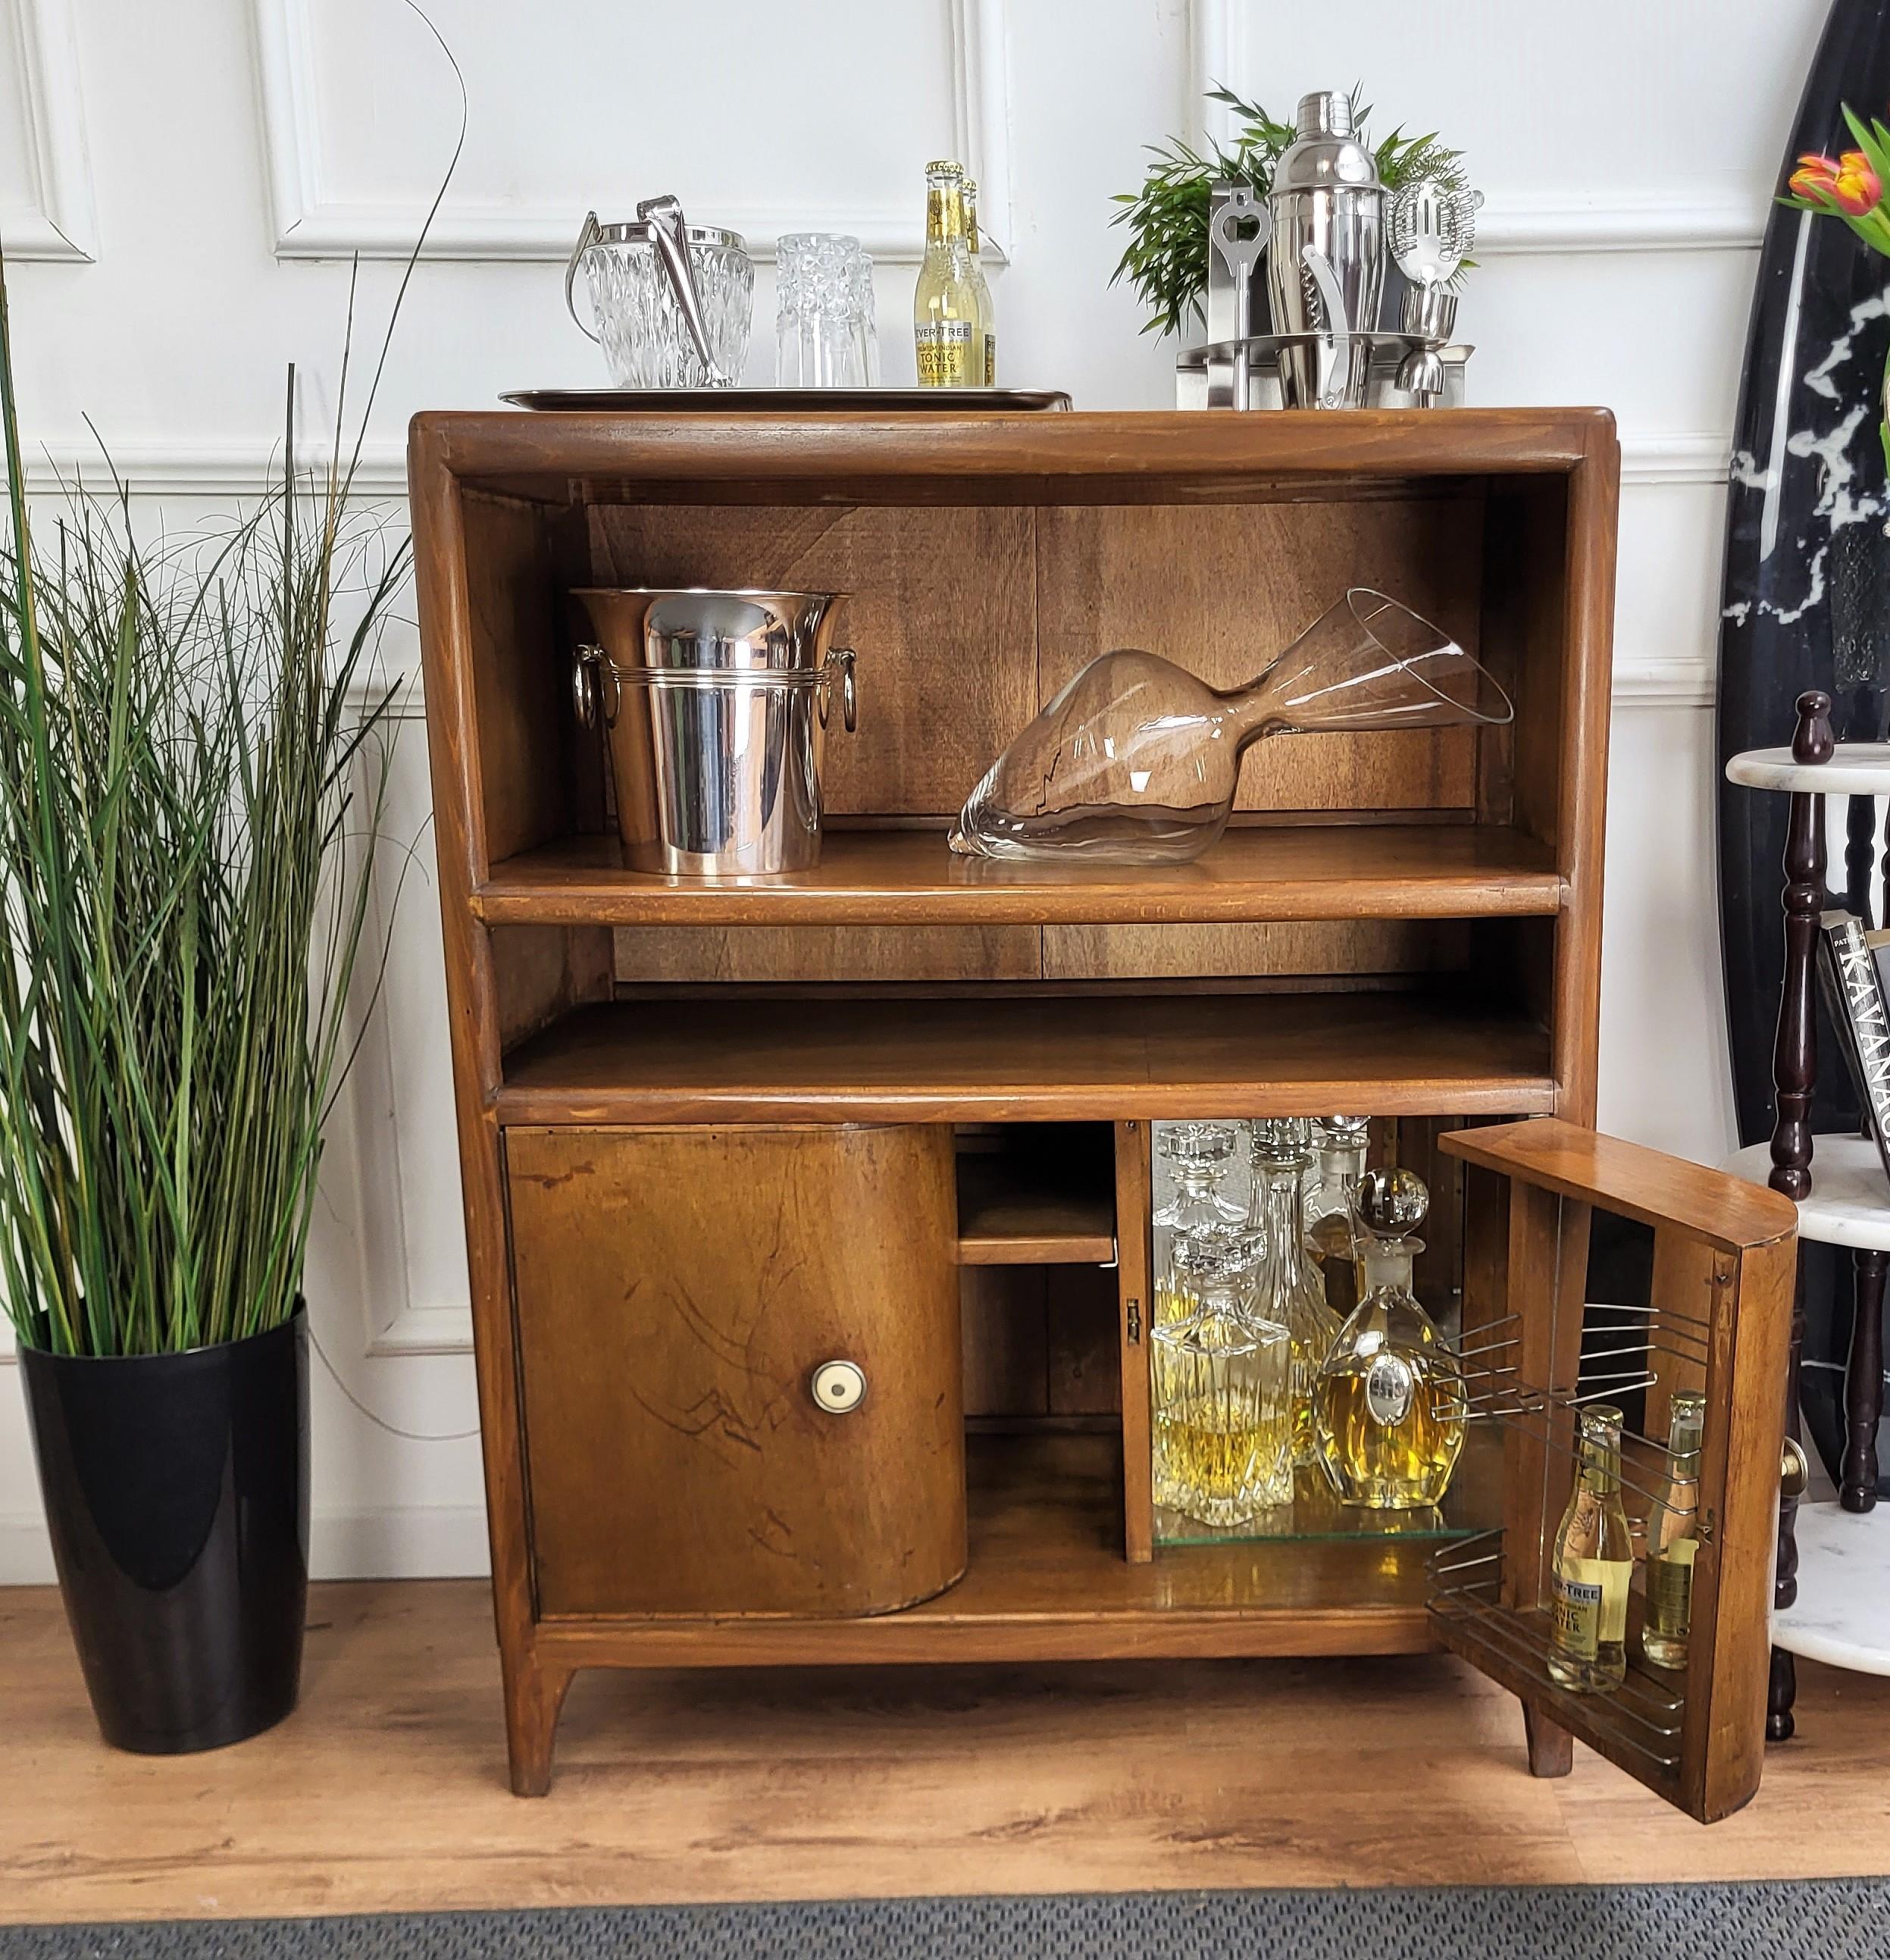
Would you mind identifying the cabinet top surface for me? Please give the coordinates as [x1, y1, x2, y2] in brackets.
[408, 405, 1620, 487]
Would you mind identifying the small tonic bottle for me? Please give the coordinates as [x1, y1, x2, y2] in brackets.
[963, 177, 996, 384]
[1547, 1403, 1635, 1692]
[913, 161, 978, 387]
[1642, 1392, 1706, 1670]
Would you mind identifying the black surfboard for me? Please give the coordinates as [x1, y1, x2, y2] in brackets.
[1716, 0, 1890, 1492]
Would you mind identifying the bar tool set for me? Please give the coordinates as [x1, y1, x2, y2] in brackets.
[1175, 90, 1482, 412]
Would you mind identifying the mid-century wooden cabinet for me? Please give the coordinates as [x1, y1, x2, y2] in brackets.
[411, 407, 1795, 1818]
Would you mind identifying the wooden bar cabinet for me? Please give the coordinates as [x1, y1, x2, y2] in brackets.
[410, 406, 1796, 1819]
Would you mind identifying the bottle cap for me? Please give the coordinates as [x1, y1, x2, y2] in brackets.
[925, 159, 965, 178]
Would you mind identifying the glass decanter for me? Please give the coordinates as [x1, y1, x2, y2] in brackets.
[1247, 1120, 1338, 1471]
[1153, 1122, 1244, 1328]
[1303, 1114, 1370, 1313]
[1642, 1392, 1706, 1671]
[1547, 1403, 1635, 1693]
[947, 587, 1513, 864]
[1312, 1169, 1466, 1511]
[1151, 1226, 1292, 1523]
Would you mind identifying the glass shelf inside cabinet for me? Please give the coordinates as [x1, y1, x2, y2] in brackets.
[1154, 1421, 1502, 1546]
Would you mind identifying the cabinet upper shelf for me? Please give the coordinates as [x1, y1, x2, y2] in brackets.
[475, 824, 1566, 928]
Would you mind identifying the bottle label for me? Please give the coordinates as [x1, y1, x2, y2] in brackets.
[984, 332, 997, 387]
[1578, 1557, 1633, 1644]
[1364, 1351, 1415, 1427]
[1648, 1542, 1696, 1635]
[915, 320, 975, 385]
[1553, 1558, 1632, 1655]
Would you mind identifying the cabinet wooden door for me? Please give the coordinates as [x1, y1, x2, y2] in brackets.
[1434, 1119, 1796, 1822]
[505, 1122, 967, 1620]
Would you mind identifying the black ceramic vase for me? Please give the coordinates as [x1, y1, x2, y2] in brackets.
[17, 1306, 309, 1754]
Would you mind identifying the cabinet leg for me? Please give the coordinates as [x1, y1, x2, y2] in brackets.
[1844, 1248, 1885, 1513]
[1522, 1701, 1574, 1778]
[503, 1654, 573, 1797]
[1767, 1645, 1798, 1742]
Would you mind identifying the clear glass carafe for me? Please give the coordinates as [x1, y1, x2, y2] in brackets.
[1248, 1121, 1338, 1471]
[947, 589, 1513, 864]
[1153, 1123, 1244, 1328]
[1303, 1114, 1369, 1315]
[1313, 1231, 1466, 1509]
[1151, 1228, 1292, 1523]
[1547, 1403, 1635, 1693]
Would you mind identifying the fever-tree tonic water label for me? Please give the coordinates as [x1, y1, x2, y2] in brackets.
[915, 319, 976, 386]
[1554, 1557, 1632, 1656]
[1647, 1540, 1696, 1636]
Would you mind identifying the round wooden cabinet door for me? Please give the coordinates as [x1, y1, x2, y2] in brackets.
[505, 1122, 967, 1619]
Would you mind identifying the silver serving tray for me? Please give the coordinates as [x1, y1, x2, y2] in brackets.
[501, 387, 1072, 413]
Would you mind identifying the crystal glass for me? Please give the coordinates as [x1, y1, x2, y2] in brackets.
[947, 588, 1513, 864]
[582, 229, 753, 388]
[1547, 1403, 1635, 1693]
[1313, 1230, 1466, 1510]
[1642, 1392, 1706, 1670]
[1153, 1122, 1244, 1328]
[1248, 1120, 1339, 1470]
[776, 233, 877, 387]
[1151, 1228, 1292, 1523]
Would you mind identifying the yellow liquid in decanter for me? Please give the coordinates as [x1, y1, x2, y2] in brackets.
[1313, 1237, 1465, 1510]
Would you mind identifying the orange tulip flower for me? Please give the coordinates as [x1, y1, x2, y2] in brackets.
[1788, 152, 1841, 202]
[1832, 149, 1882, 214]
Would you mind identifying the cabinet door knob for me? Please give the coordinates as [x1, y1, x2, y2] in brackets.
[1781, 1436, 1809, 1500]
[810, 1359, 867, 1414]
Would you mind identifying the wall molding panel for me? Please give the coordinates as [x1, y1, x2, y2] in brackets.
[252, 0, 1014, 265]
[1185, 0, 1765, 256]
[1, 0, 96, 261]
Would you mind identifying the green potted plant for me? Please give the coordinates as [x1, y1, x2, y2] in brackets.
[0, 248, 405, 1752]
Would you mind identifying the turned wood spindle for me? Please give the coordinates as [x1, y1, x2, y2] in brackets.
[1767, 689, 1832, 1204]
[1845, 1249, 1886, 1514]
[1845, 792, 1877, 922]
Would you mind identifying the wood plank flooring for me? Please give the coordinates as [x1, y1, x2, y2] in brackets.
[2, 1579, 1887, 1926]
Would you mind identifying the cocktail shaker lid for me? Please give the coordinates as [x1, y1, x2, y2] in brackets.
[1272, 90, 1382, 194]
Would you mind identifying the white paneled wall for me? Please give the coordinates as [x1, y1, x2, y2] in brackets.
[0, 0, 1828, 1579]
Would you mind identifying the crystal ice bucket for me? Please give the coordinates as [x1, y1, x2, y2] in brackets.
[565, 204, 753, 388]
[571, 588, 858, 878]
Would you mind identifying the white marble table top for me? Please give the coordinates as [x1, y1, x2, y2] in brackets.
[1722, 1136, 1890, 1250]
[1726, 742, 1890, 795]
[1772, 1501, 1890, 1675]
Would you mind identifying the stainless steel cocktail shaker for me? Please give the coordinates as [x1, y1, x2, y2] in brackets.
[1265, 91, 1386, 409]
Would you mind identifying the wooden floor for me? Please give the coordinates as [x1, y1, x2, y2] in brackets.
[4, 1579, 1888, 1926]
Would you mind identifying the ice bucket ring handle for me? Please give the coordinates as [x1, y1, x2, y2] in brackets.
[819, 648, 859, 734]
[564, 211, 605, 343]
[571, 643, 617, 729]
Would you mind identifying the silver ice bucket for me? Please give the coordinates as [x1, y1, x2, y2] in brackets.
[571, 588, 858, 877]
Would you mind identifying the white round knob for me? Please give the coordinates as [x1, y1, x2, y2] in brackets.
[810, 1359, 867, 1414]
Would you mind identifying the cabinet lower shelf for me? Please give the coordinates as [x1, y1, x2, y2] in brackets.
[497, 993, 1557, 1125]
[531, 1432, 1445, 1670]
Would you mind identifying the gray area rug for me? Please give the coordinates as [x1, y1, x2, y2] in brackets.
[5, 1881, 1888, 1958]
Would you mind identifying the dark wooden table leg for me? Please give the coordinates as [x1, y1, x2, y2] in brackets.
[1846, 791, 1876, 923]
[1844, 1248, 1885, 1513]
[1523, 1702, 1574, 1779]
[1766, 690, 1832, 1745]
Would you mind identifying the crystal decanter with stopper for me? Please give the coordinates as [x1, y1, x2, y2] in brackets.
[947, 588, 1512, 864]
[1247, 1120, 1338, 1472]
[1153, 1122, 1244, 1328]
[1151, 1226, 1292, 1523]
[1313, 1166, 1466, 1510]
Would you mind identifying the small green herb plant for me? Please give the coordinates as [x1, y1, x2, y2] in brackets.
[1110, 85, 1472, 339]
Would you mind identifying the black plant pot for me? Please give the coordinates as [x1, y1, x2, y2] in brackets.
[18, 1306, 309, 1754]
